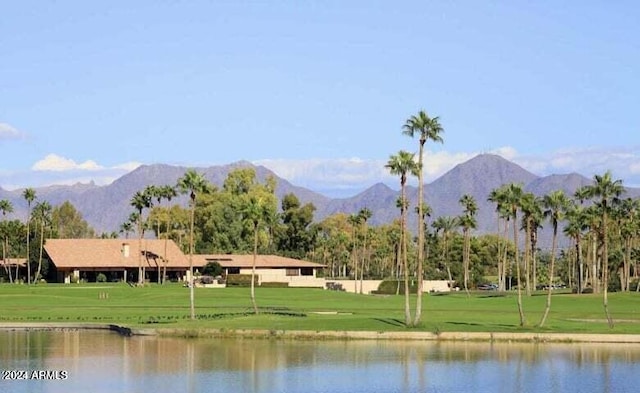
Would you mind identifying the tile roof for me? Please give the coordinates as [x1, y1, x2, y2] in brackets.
[194, 254, 325, 269]
[44, 239, 189, 269]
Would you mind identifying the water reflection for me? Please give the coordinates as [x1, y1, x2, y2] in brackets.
[1, 330, 638, 393]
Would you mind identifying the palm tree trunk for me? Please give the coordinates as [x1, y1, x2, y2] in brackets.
[3, 237, 12, 284]
[189, 203, 195, 320]
[602, 212, 614, 328]
[463, 229, 470, 297]
[414, 144, 425, 326]
[35, 219, 44, 283]
[26, 215, 31, 285]
[401, 188, 412, 327]
[539, 225, 558, 327]
[251, 223, 259, 314]
[513, 214, 525, 326]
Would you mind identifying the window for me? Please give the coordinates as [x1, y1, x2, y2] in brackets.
[227, 267, 240, 274]
[300, 268, 313, 276]
[286, 268, 299, 276]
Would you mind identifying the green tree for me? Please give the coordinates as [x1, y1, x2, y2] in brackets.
[432, 215, 458, 286]
[402, 110, 444, 326]
[277, 193, 316, 259]
[347, 213, 361, 292]
[51, 201, 95, 238]
[358, 207, 372, 294]
[177, 169, 211, 320]
[459, 194, 477, 295]
[0, 199, 14, 282]
[385, 150, 418, 327]
[488, 185, 511, 291]
[504, 183, 526, 326]
[539, 190, 569, 327]
[22, 188, 36, 284]
[241, 186, 277, 314]
[130, 188, 154, 285]
[583, 171, 624, 328]
[32, 201, 52, 283]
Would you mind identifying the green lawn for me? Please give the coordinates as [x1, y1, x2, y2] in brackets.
[1, 283, 639, 334]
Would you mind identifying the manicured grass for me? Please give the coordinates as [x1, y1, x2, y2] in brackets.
[0, 283, 639, 334]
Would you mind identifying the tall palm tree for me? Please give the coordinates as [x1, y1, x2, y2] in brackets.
[504, 183, 525, 326]
[32, 201, 52, 283]
[432, 216, 457, 287]
[584, 171, 624, 328]
[130, 188, 154, 285]
[22, 188, 36, 284]
[564, 201, 587, 294]
[488, 185, 512, 291]
[402, 110, 444, 326]
[0, 199, 14, 283]
[519, 192, 541, 295]
[160, 185, 178, 284]
[539, 190, 569, 327]
[358, 207, 372, 294]
[385, 150, 418, 327]
[347, 214, 361, 293]
[459, 194, 477, 295]
[177, 169, 211, 320]
[242, 192, 273, 314]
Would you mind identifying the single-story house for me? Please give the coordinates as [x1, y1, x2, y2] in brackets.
[193, 254, 326, 288]
[44, 238, 189, 283]
[43, 239, 326, 287]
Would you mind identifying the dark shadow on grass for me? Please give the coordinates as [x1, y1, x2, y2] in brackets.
[373, 318, 406, 327]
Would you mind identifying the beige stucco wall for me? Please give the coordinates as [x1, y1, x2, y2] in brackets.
[326, 280, 451, 294]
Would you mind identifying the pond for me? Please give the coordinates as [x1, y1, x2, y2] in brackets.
[1, 330, 638, 392]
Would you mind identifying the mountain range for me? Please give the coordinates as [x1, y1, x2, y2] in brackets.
[2, 154, 639, 249]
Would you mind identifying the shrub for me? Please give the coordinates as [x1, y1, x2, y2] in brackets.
[373, 279, 419, 295]
[260, 282, 289, 288]
[226, 274, 254, 287]
[96, 273, 107, 283]
[202, 261, 223, 277]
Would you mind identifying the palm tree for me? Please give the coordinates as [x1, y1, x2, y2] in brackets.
[177, 169, 211, 320]
[0, 199, 14, 283]
[119, 220, 133, 239]
[22, 188, 36, 284]
[347, 214, 361, 293]
[402, 110, 444, 326]
[538, 190, 569, 327]
[488, 186, 510, 291]
[583, 171, 624, 328]
[432, 216, 457, 287]
[32, 201, 52, 283]
[357, 207, 372, 294]
[504, 183, 526, 326]
[564, 201, 587, 294]
[160, 185, 178, 284]
[385, 150, 418, 327]
[130, 188, 154, 285]
[519, 192, 542, 295]
[459, 194, 477, 295]
[242, 192, 273, 314]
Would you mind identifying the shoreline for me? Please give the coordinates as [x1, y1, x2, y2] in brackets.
[2, 322, 640, 343]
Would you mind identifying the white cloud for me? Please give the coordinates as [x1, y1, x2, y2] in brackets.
[256, 145, 640, 196]
[32, 154, 104, 172]
[0, 123, 26, 140]
[0, 154, 143, 191]
[113, 161, 143, 171]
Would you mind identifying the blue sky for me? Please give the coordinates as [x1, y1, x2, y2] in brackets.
[1, 1, 639, 196]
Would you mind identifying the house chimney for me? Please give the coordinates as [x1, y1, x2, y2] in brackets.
[122, 243, 130, 258]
